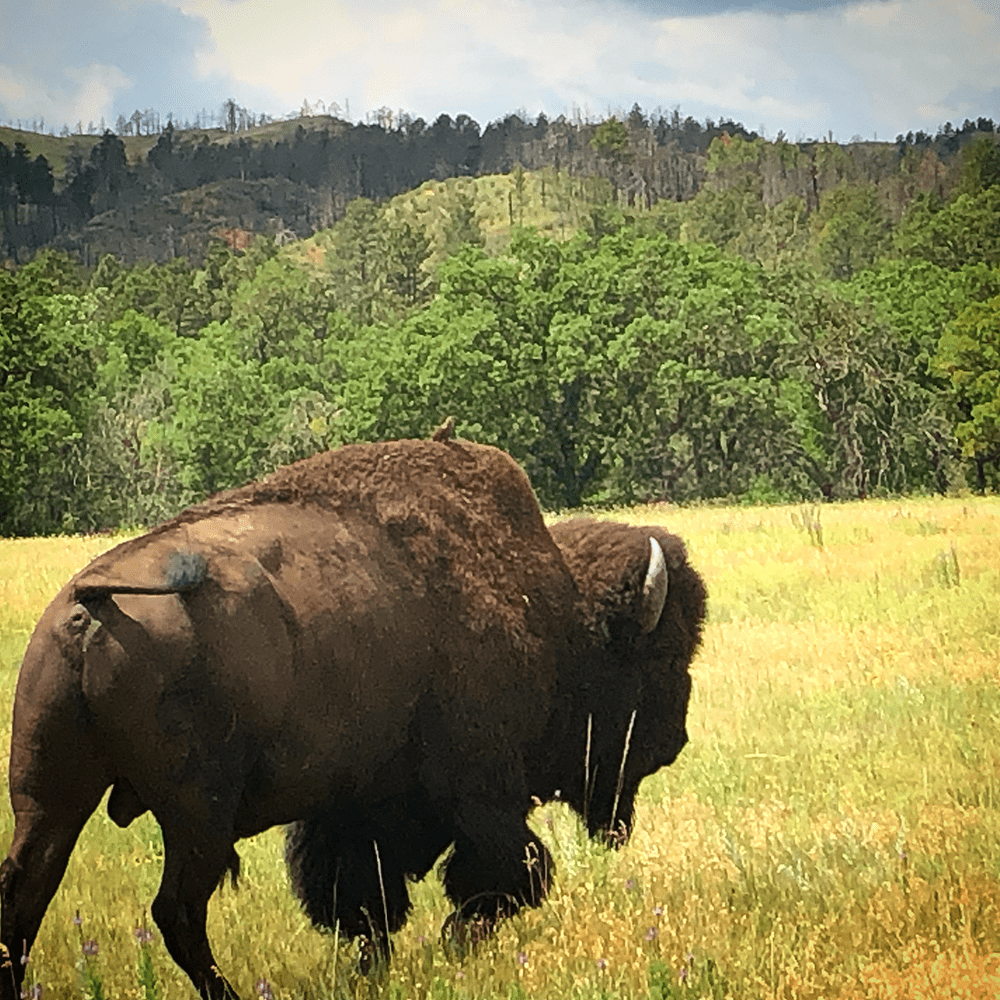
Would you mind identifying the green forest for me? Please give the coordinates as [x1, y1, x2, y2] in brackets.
[0, 106, 759, 263]
[2, 115, 1000, 536]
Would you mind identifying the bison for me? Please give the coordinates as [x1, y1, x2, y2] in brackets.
[1, 439, 705, 1000]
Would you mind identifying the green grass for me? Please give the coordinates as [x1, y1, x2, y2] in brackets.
[296, 168, 614, 282]
[0, 126, 161, 179]
[1, 495, 999, 997]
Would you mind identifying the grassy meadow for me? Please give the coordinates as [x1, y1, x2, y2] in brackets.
[1, 496, 999, 999]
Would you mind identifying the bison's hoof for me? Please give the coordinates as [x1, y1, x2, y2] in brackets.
[440, 908, 496, 960]
[357, 935, 391, 976]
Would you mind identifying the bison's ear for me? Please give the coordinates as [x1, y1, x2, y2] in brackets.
[594, 534, 669, 641]
[551, 520, 674, 641]
[638, 537, 668, 634]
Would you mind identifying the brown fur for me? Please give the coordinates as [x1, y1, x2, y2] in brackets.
[1, 441, 705, 1000]
[77, 440, 568, 648]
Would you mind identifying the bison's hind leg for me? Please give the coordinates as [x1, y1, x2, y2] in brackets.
[152, 822, 241, 1000]
[0, 800, 104, 1000]
[1, 708, 111, 1000]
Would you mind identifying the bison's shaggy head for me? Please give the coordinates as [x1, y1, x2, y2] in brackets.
[546, 518, 706, 844]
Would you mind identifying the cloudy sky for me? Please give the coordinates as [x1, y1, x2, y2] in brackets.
[2, 0, 998, 142]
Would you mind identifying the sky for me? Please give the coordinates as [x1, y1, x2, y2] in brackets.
[1, 0, 998, 142]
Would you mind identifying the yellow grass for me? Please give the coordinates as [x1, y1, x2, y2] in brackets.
[1, 495, 999, 998]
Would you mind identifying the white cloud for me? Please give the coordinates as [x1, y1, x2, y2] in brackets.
[651, 11, 825, 122]
[0, 61, 130, 127]
[165, 0, 647, 121]
[843, 0, 903, 29]
[0, 65, 30, 108]
[835, 0, 1000, 132]
[465, 0, 616, 87]
[637, 0, 1000, 136]
[66, 63, 133, 121]
[169, 0, 369, 115]
[162, 0, 837, 129]
[42, 0, 996, 140]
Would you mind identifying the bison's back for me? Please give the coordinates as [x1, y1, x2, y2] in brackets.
[43, 440, 582, 833]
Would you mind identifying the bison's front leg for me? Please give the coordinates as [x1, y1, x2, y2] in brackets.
[440, 807, 553, 940]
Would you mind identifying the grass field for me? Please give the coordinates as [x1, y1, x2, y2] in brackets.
[1, 496, 999, 999]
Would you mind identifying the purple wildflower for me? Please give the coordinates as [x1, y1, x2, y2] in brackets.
[652, 905, 664, 916]
[516, 951, 528, 968]
[644, 926, 658, 941]
[625, 877, 637, 890]
[71, 913, 82, 927]
[133, 927, 154, 945]
[596, 958, 608, 971]
[456, 970, 466, 980]
[254, 979, 274, 999]
[679, 965, 688, 983]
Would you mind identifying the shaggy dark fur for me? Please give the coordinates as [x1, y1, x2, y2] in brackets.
[285, 791, 451, 941]
[2, 440, 705, 1000]
[544, 518, 707, 834]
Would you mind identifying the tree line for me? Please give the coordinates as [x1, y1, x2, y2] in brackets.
[4, 106, 995, 266]
[0, 107, 748, 262]
[3, 129, 1000, 536]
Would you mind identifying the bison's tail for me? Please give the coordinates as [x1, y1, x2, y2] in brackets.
[73, 549, 208, 602]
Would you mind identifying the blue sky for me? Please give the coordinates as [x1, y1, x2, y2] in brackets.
[2, 0, 998, 141]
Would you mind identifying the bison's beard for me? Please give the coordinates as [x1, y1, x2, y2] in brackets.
[586, 781, 639, 847]
[582, 726, 688, 847]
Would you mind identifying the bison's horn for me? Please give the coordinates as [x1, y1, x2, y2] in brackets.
[638, 537, 668, 634]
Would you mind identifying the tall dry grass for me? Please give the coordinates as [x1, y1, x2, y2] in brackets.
[1, 496, 998, 998]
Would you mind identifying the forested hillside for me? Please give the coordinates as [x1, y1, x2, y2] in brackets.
[2, 106, 995, 264]
[3, 114, 1000, 535]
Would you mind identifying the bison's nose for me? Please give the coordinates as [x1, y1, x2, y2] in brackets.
[662, 727, 688, 766]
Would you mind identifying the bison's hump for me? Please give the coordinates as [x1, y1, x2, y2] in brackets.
[70, 440, 573, 645]
[131, 440, 540, 533]
[250, 439, 539, 524]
